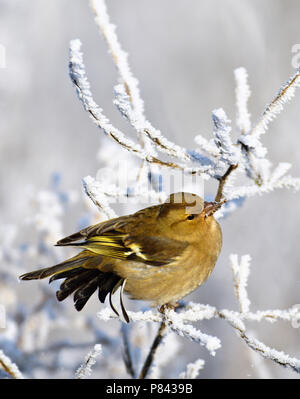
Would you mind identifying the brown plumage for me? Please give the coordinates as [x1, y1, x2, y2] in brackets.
[19, 192, 223, 322]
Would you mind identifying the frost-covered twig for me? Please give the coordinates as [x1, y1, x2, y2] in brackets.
[69, 39, 213, 177]
[230, 254, 251, 314]
[91, 0, 202, 163]
[113, 83, 196, 162]
[234, 328, 300, 374]
[84, 174, 167, 206]
[210, 108, 240, 202]
[165, 308, 221, 356]
[215, 164, 238, 202]
[69, 39, 147, 160]
[75, 344, 102, 379]
[237, 67, 300, 186]
[0, 350, 24, 379]
[212, 108, 239, 166]
[250, 67, 300, 141]
[83, 175, 117, 219]
[235, 67, 251, 134]
[179, 358, 205, 379]
[225, 174, 300, 201]
[90, 0, 144, 119]
[194, 135, 220, 158]
[98, 302, 300, 375]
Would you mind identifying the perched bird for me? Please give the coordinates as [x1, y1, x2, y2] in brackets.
[20, 192, 223, 322]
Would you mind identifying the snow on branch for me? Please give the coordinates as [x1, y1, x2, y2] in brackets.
[237, 66, 300, 187]
[225, 173, 300, 201]
[113, 82, 196, 163]
[69, 39, 214, 177]
[165, 308, 221, 356]
[75, 344, 102, 379]
[235, 67, 251, 134]
[83, 175, 167, 218]
[230, 254, 251, 313]
[91, 0, 204, 164]
[236, 331, 300, 374]
[194, 134, 220, 158]
[250, 67, 300, 140]
[91, 0, 209, 176]
[212, 108, 239, 166]
[179, 358, 205, 379]
[90, 0, 145, 117]
[98, 306, 221, 356]
[82, 176, 118, 219]
[69, 39, 147, 159]
[0, 350, 24, 379]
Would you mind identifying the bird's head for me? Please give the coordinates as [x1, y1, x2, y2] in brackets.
[158, 192, 223, 238]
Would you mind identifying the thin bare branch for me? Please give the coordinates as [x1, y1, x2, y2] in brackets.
[138, 320, 168, 379]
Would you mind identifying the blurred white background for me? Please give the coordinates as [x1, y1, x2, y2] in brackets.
[1, 0, 300, 379]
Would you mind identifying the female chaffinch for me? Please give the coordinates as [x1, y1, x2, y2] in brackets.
[20, 192, 223, 322]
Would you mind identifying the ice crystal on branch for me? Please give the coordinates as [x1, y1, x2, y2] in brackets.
[251, 67, 300, 141]
[75, 344, 102, 379]
[235, 67, 251, 134]
[179, 358, 205, 379]
[230, 254, 251, 314]
[0, 349, 24, 379]
[212, 108, 239, 166]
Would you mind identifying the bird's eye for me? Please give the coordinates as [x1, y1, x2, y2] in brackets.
[187, 214, 195, 220]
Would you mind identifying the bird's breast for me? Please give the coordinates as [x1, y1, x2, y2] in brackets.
[111, 244, 220, 306]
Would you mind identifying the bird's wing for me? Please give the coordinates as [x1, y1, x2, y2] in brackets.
[56, 216, 131, 260]
[56, 215, 130, 245]
[56, 211, 188, 266]
[56, 204, 159, 246]
[123, 234, 188, 266]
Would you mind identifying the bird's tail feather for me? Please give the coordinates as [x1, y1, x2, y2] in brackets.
[19, 250, 122, 313]
[19, 250, 94, 280]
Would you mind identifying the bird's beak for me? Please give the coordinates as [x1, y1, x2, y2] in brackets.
[203, 201, 225, 217]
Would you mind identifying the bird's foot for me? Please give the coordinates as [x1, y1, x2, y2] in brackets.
[158, 303, 178, 314]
